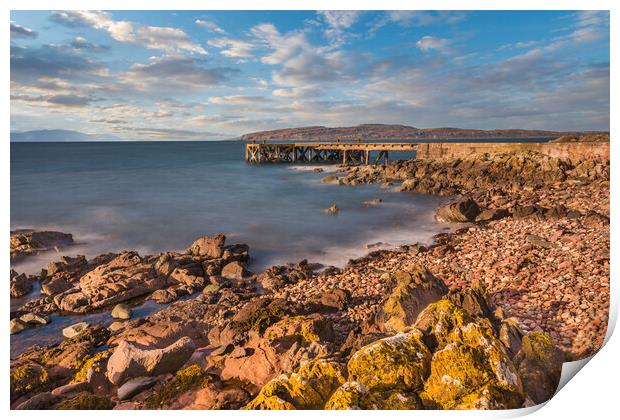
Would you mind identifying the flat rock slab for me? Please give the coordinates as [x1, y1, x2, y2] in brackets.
[117, 376, 158, 400]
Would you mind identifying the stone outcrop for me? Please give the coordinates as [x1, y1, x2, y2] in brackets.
[10, 269, 34, 298]
[106, 336, 196, 385]
[10, 230, 74, 262]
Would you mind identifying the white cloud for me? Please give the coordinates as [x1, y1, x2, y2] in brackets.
[317, 11, 362, 45]
[272, 87, 321, 99]
[51, 11, 206, 55]
[208, 95, 269, 105]
[10, 21, 37, 38]
[416, 36, 451, 54]
[208, 37, 254, 58]
[195, 19, 225, 34]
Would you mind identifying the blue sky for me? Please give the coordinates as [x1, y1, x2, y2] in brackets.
[10, 10, 610, 139]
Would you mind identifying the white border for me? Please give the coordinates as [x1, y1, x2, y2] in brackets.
[3, 1, 617, 418]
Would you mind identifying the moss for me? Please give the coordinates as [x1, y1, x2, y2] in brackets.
[347, 330, 431, 393]
[143, 364, 211, 409]
[520, 331, 555, 361]
[54, 392, 114, 410]
[10, 363, 51, 401]
[72, 350, 111, 383]
[245, 359, 346, 410]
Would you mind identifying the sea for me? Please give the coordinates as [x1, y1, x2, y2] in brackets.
[9, 139, 548, 355]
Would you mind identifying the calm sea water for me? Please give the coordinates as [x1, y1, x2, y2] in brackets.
[10, 141, 452, 274]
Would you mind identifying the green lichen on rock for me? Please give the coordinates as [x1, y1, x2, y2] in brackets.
[143, 364, 211, 409]
[347, 329, 431, 393]
[53, 392, 114, 410]
[264, 315, 333, 344]
[245, 358, 346, 410]
[414, 299, 471, 351]
[10, 363, 51, 401]
[72, 350, 111, 383]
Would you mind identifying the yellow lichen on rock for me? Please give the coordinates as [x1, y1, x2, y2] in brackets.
[325, 382, 368, 409]
[414, 299, 471, 351]
[10, 363, 51, 401]
[264, 315, 331, 344]
[347, 329, 431, 393]
[72, 350, 111, 383]
[245, 359, 346, 410]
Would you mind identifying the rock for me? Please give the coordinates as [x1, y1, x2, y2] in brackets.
[186, 234, 226, 258]
[63, 322, 89, 338]
[475, 208, 510, 222]
[421, 321, 524, 409]
[321, 175, 339, 184]
[10, 269, 34, 298]
[375, 265, 448, 333]
[513, 331, 564, 404]
[117, 376, 159, 400]
[10, 318, 27, 335]
[52, 391, 115, 409]
[106, 336, 196, 385]
[51, 381, 89, 397]
[112, 303, 132, 320]
[347, 330, 431, 393]
[414, 299, 471, 352]
[264, 314, 334, 344]
[15, 392, 57, 410]
[314, 288, 350, 311]
[525, 234, 555, 249]
[10, 229, 73, 262]
[221, 261, 251, 281]
[326, 382, 422, 410]
[20, 312, 51, 325]
[324, 203, 339, 214]
[10, 363, 51, 402]
[245, 359, 346, 409]
[362, 198, 382, 207]
[499, 318, 524, 358]
[54, 251, 170, 313]
[436, 198, 481, 223]
[86, 355, 112, 395]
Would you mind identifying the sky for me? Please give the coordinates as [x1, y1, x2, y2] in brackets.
[10, 10, 610, 140]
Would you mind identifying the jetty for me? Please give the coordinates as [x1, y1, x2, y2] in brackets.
[245, 141, 418, 164]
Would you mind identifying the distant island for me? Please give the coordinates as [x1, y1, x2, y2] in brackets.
[10, 129, 120, 142]
[240, 124, 603, 141]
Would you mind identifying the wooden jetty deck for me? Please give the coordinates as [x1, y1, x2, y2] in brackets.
[245, 141, 418, 165]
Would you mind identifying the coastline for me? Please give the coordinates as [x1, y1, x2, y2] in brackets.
[9, 141, 610, 410]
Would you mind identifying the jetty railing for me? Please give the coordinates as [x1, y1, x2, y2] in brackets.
[245, 142, 418, 165]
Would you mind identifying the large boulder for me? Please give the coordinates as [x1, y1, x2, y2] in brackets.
[512, 331, 564, 404]
[421, 321, 524, 409]
[264, 314, 334, 344]
[435, 198, 481, 223]
[10, 230, 73, 262]
[375, 265, 448, 333]
[10, 363, 51, 402]
[186, 234, 226, 259]
[54, 252, 170, 313]
[414, 299, 471, 351]
[245, 359, 346, 409]
[10, 270, 33, 298]
[106, 336, 196, 385]
[347, 330, 431, 393]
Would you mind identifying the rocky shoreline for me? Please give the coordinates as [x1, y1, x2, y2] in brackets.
[10, 146, 609, 410]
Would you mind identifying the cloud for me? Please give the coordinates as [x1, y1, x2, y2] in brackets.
[208, 37, 254, 58]
[369, 11, 466, 37]
[121, 55, 239, 90]
[114, 126, 226, 140]
[208, 95, 269, 105]
[69, 36, 110, 52]
[317, 11, 362, 45]
[10, 21, 37, 38]
[250, 22, 350, 87]
[50, 10, 206, 54]
[416, 36, 452, 53]
[272, 87, 321, 99]
[11, 92, 94, 108]
[195, 19, 225, 34]
[10, 44, 107, 83]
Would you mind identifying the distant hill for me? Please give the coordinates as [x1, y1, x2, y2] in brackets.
[239, 124, 600, 141]
[10, 129, 121, 142]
